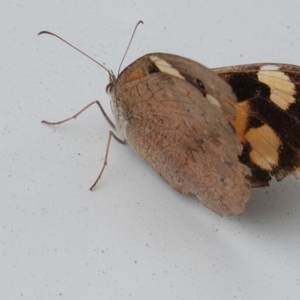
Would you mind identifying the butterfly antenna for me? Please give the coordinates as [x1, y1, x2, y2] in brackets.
[117, 20, 144, 76]
[38, 31, 113, 78]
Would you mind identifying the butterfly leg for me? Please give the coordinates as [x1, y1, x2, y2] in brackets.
[42, 100, 116, 130]
[42, 100, 125, 189]
[90, 131, 126, 190]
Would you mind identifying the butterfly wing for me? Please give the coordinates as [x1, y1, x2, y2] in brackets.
[112, 54, 251, 215]
[214, 63, 300, 186]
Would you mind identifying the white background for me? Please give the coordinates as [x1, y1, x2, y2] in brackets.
[1, 1, 300, 299]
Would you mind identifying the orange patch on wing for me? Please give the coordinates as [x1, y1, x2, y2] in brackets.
[126, 68, 147, 82]
[235, 101, 251, 143]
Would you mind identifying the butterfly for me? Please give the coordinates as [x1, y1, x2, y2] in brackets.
[39, 26, 300, 215]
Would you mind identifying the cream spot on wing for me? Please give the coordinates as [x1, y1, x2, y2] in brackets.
[258, 65, 296, 110]
[260, 65, 280, 71]
[245, 124, 281, 170]
[206, 94, 221, 109]
[149, 56, 185, 79]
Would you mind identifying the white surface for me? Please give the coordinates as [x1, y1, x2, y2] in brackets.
[1, 1, 300, 299]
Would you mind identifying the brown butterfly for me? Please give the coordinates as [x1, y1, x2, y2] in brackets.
[39, 24, 300, 215]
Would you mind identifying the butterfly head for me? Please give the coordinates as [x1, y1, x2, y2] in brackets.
[105, 71, 117, 95]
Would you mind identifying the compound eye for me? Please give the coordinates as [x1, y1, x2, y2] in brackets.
[106, 82, 113, 94]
